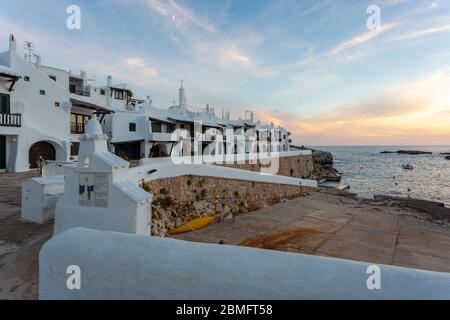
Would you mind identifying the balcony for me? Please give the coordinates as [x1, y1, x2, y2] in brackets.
[69, 88, 91, 97]
[70, 122, 85, 134]
[149, 132, 178, 142]
[0, 113, 21, 127]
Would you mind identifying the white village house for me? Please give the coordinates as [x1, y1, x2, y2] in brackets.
[0, 35, 291, 172]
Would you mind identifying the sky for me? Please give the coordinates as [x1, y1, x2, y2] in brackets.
[1, 0, 450, 146]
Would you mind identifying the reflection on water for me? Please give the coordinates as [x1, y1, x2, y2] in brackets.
[314, 146, 450, 206]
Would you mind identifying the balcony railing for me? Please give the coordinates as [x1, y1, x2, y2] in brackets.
[71, 123, 85, 134]
[0, 113, 21, 127]
[69, 88, 91, 97]
[149, 132, 178, 142]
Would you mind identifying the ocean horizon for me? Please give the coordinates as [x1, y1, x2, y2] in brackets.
[312, 145, 450, 206]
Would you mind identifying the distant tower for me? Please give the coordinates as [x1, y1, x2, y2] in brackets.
[147, 95, 153, 108]
[179, 79, 187, 109]
[24, 41, 34, 63]
[9, 34, 16, 52]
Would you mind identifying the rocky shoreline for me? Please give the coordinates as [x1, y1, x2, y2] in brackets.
[291, 146, 341, 182]
[317, 187, 450, 227]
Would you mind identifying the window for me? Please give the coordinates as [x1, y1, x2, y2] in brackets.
[180, 124, 185, 129]
[24, 76, 30, 82]
[54, 102, 60, 107]
[114, 90, 124, 100]
[40, 90, 46, 95]
[0, 94, 10, 113]
[100, 89, 106, 95]
[129, 123, 136, 132]
[151, 122, 162, 133]
[49, 75, 56, 81]
[69, 84, 76, 93]
[70, 113, 91, 134]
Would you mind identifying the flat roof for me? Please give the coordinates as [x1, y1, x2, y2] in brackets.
[70, 98, 115, 114]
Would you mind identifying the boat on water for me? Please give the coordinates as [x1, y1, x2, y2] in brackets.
[402, 164, 414, 170]
[169, 216, 216, 235]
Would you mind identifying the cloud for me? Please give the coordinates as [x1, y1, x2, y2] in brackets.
[253, 68, 450, 145]
[122, 57, 158, 77]
[331, 23, 399, 54]
[430, 1, 441, 9]
[390, 23, 450, 41]
[143, 0, 215, 32]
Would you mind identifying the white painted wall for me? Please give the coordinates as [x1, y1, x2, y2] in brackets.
[39, 228, 450, 300]
[21, 176, 65, 223]
[136, 151, 318, 188]
[0, 37, 70, 172]
[132, 159, 317, 188]
[54, 118, 152, 236]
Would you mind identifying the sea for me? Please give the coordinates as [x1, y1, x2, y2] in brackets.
[313, 146, 450, 207]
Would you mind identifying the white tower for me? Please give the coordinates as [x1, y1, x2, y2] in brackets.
[179, 79, 187, 109]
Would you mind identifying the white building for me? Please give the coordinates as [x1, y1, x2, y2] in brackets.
[0, 34, 292, 172]
[0, 35, 71, 172]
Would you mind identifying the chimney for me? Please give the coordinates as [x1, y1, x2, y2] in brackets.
[35, 55, 41, 68]
[9, 34, 16, 53]
[106, 75, 112, 107]
[81, 71, 87, 90]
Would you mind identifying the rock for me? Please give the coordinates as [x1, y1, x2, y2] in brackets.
[381, 150, 432, 155]
[308, 149, 341, 182]
[398, 150, 432, 155]
[445, 156, 450, 160]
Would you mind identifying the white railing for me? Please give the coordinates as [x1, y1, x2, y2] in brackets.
[0, 113, 21, 127]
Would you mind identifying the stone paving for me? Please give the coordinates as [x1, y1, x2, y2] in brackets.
[1, 170, 450, 299]
[175, 190, 450, 273]
[0, 171, 53, 300]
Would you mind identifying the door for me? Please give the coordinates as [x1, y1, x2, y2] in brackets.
[0, 94, 10, 113]
[114, 142, 141, 160]
[0, 136, 5, 172]
[29, 141, 56, 169]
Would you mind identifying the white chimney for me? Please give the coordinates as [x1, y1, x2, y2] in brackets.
[9, 34, 16, 53]
[35, 55, 41, 68]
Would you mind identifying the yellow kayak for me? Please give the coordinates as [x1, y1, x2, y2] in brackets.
[169, 216, 216, 235]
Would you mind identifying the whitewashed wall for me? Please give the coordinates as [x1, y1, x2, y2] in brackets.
[0, 39, 70, 172]
[40, 228, 450, 300]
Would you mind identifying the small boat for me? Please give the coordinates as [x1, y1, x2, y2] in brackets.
[169, 216, 216, 235]
[402, 164, 414, 170]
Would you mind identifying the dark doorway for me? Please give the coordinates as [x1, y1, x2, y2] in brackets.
[29, 141, 56, 169]
[0, 136, 5, 171]
[149, 144, 161, 158]
[71, 142, 80, 156]
[114, 142, 141, 160]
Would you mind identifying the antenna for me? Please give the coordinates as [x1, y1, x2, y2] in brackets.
[24, 41, 34, 62]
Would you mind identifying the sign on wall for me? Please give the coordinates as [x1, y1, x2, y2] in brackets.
[79, 173, 109, 208]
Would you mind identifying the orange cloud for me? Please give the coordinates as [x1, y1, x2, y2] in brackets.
[254, 69, 450, 145]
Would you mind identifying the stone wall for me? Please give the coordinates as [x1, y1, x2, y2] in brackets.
[143, 175, 309, 236]
[217, 154, 314, 179]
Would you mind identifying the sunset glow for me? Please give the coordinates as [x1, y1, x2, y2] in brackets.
[1, 0, 449, 145]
